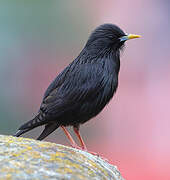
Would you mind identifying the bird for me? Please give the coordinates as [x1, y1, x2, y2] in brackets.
[14, 23, 141, 151]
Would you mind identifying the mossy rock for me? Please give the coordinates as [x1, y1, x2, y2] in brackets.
[0, 135, 124, 180]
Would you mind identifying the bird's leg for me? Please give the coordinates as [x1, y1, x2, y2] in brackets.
[61, 126, 80, 149]
[73, 126, 87, 151]
[73, 126, 107, 160]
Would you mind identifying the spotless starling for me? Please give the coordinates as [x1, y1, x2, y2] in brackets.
[14, 24, 140, 151]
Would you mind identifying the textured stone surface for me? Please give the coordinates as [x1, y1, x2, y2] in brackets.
[0, 135, 124, 180]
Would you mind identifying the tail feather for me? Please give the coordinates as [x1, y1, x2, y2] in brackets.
[13, 129, 31, 137]
[19, 113, 46, 130]
[14, 112, 47, 137]
[37, 123, 60, 140]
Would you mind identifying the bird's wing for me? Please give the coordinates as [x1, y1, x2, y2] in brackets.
[40, 63, 107, 116]
[43, 66, 70, 100]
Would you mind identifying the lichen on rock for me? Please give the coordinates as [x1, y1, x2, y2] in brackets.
[0, 135, 124, 180]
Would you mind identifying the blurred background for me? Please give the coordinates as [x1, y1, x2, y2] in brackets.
[0, 0, 170, 179]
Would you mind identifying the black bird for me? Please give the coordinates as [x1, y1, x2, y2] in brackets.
[14, 24, 140, 151]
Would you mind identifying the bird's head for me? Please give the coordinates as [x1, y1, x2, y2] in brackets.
[85, 24, 141, 56]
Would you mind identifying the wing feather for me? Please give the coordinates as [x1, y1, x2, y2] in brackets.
[40, 63, 105, 117]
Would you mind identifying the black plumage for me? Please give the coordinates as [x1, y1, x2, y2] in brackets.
[14, 24, 140, 150]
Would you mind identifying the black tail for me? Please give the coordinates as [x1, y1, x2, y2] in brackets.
[14, 129, 31, 137]
[37, 123, 60, 140]
[13, 112, 47, 137]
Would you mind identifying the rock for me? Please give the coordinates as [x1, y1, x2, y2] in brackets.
[0, 135, 124, 180]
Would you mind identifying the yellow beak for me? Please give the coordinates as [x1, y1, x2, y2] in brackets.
[127, 34, 141, 40]
[120, 34, 141, 42]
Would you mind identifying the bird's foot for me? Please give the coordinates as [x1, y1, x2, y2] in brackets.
[85, 150, 108, 161]
[76, 147, 108, 162]
[86, 150, 99, 156]
[70, 144, 108, 161]
[71, 143, 82, 150]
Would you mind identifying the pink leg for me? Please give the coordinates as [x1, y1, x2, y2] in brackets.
[61, 126, 80, 149]
[73, 127, 87, 150]
[73, 126, 108, 161]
